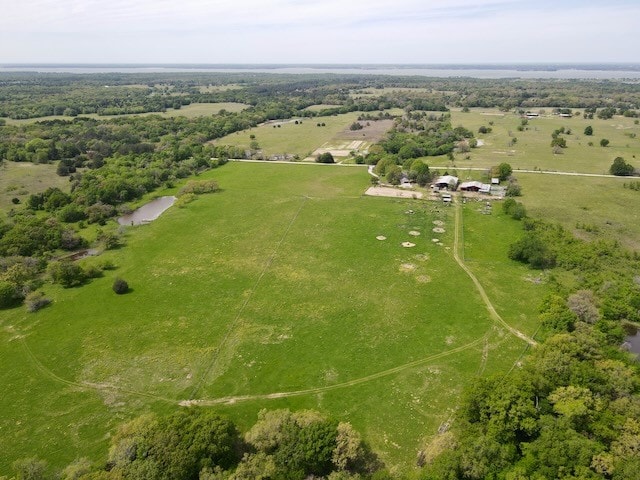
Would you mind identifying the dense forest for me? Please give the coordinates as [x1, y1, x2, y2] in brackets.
[1, 73, 639, 120]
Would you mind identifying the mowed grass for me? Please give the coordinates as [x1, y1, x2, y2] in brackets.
[0, 162, 70, 212]
[3, 103, 250, 125]
[0, 163, 542, 474]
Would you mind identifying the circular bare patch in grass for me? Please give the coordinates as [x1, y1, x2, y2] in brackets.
[409, 230, 421, 236]
[415, 254, 430, 262]
[401, 242, 416, 248]
[432, 227, 445, 234]
[432, 238, 439, 243]
[433, 220, 445, 226]
[416, 275, 431, 283]
[376, 235, 387, 241]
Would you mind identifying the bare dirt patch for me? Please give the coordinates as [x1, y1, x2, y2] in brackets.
[416, 275, 432, 283]
[401, 242, 416, 248]
[408, 230, 421, 236]
[399, 263, 417, 272]
[365, 187, 423, 199]
[432, 227, 446, 234]
[376, 235, 387, 241]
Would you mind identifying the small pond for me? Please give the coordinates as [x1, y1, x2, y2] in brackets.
[623, 325, 640, 358]
[118, 196, 177, 226]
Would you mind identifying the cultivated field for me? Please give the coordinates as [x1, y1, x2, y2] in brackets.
[0, 163, 544, 474]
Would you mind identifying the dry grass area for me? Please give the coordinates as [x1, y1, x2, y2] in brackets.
[306, 119, 395, 161]
[339, 119, 395, 143]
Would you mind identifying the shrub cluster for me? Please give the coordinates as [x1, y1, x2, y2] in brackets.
[178, 179, 220, 195]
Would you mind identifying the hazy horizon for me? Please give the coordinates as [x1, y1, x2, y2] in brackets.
[1, 1, 638, 65]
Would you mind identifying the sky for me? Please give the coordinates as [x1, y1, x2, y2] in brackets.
[0, 0, 638, 64]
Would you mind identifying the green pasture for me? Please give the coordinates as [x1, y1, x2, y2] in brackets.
[0, 163, 542, 474]
[461, 200, 549, 335]
[516, 172, 640, 251]
[426, 108, 640, 174]
[3, 103, 250, 125]
[0, 162, 70, 212]
[213, 112, 363, 158]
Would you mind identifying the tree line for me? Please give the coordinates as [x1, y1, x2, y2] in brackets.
[8, 408, 386, 480]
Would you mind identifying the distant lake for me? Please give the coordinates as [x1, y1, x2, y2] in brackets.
[2, 64, 640, 79]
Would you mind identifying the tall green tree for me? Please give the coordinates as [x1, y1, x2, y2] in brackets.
[610, 157, 635, 176]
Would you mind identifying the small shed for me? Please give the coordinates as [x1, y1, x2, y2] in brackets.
[441, 193, 452, 204]
[491, 177, 500, 185]
[434, 175, 459, 190]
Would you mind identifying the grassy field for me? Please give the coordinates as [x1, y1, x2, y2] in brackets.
[422, 108, 640, 250]
[431, 108, 640, 174]
[516, 173, 640, 251]
[0, 161, 70, 212]
[0, 163, 543, 474]
[3, 103, 250, 125]
[213, 112, 364, 158]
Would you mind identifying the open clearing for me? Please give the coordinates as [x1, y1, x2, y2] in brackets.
[432, 107, 640, 174]
[0, 162, 545, 473]
[3, 102, 250, 124]
[214, 113, 394, 160]
[0, 161, 70, 212]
